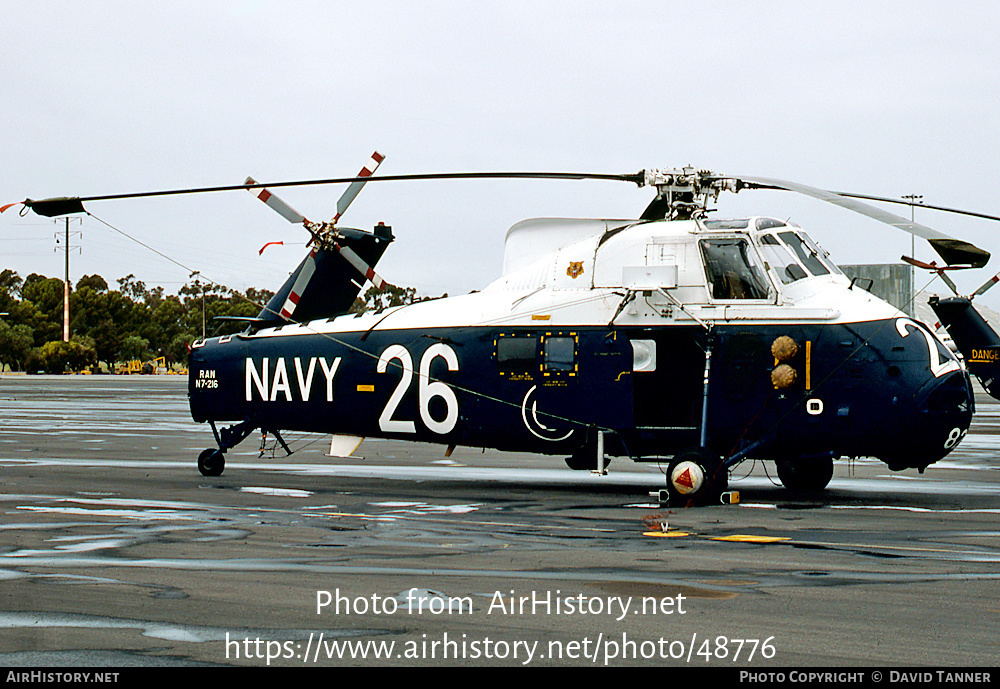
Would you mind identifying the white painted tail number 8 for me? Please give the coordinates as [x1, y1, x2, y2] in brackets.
[378, 343, 459, 435]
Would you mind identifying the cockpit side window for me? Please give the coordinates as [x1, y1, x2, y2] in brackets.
[778, 231, 830, 276]
[700, 238, 771, 300]
[759, 234, 808, 284]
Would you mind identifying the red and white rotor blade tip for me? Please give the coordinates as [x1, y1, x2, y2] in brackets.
[245, 177, 308, 225]
[279, 249, 318, 321]
[336, 242, 387, 290]
[332, 152, 384, 223]
[973, 274, 1000, 298]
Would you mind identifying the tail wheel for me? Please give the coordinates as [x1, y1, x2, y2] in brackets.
[775, 457, 833, 492]
[198, 448, 225, 477]
[666, 448, 728, 506]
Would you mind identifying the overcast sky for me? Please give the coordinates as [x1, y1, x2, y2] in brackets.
[3, 1, 1000, 308]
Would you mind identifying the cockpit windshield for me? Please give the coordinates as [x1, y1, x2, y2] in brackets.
[778, 231, 830, 275]
[758, 230, 842, 285]
[759, 234, 807, 284]
[700, 238, 771, 300]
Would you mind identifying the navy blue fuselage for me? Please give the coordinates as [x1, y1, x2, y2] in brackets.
[189, 316, 973, 472]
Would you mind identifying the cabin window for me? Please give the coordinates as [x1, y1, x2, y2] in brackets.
[543, 335, 577, 373]
[759, 234, 808, 284]
[700, 238, 770, 300]
[495, 335, 538, 374]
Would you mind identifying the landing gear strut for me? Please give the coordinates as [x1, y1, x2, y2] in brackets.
[663, 331, 729, 505]
[197, 419, 255, 477]
[197, 419, 293, 477]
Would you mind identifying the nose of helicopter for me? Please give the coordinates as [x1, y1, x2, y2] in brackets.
[876, 367, 973, 471]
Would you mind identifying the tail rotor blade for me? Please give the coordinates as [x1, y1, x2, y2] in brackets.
[245, 177, 309, 225]
[333, 152, 384, 223]
[973, 274, 1000, 298]
[278, 249, 319, 321]
[335, 242, 387, 290]
[901, 256, 961, 296]
[939, 271, 960, 296]
[275, 242, 388, 322]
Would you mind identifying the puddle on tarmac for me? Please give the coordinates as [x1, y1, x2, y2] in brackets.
[370, 501, 482, 515]
[0, 612, 385, 644]
[240, 487, 313, 499]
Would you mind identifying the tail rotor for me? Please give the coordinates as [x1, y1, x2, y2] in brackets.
[245, 151, 393, 324]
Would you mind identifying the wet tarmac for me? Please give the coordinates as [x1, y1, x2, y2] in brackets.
[1, 375, 999, 666]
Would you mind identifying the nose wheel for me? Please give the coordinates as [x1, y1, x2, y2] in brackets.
[666, 448, 728, 505]
[198, 448, 226, 477]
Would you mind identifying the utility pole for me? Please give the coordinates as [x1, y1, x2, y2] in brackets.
[190, 271, 205, 339]
[55, 218, 82, 342]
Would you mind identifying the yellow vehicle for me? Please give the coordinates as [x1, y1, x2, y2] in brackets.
[115, 357, 168, 375]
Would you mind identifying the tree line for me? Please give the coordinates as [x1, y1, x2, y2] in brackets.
[0, 269, 271, 373]
[0, 269, 436, 373]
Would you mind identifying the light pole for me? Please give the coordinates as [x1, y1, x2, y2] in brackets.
[902, 194, 923, 315]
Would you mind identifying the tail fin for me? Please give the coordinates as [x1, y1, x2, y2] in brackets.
[930, 296, 1000, 398]
[258, 223, 394, 325]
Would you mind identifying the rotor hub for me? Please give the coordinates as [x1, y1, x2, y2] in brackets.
[640, 167, 737, 220]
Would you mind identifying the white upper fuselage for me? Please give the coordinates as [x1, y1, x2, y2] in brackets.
[251, 215, 903, 339]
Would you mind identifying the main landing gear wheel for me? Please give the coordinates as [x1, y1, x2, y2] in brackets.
[775, 457, 833, 492]
[564, 450, 613, 471]
[198, 448, 225, 477]
[666, 448, 728, 506]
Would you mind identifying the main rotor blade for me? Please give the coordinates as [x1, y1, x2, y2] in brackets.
[734, 175, 991, 268]
[831, 191, 1000, 224]
[19, 171, 644, 217]
[333, 152, 384, 223]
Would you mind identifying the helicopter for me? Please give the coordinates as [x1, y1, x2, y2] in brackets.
[4, 159, 994, 505]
